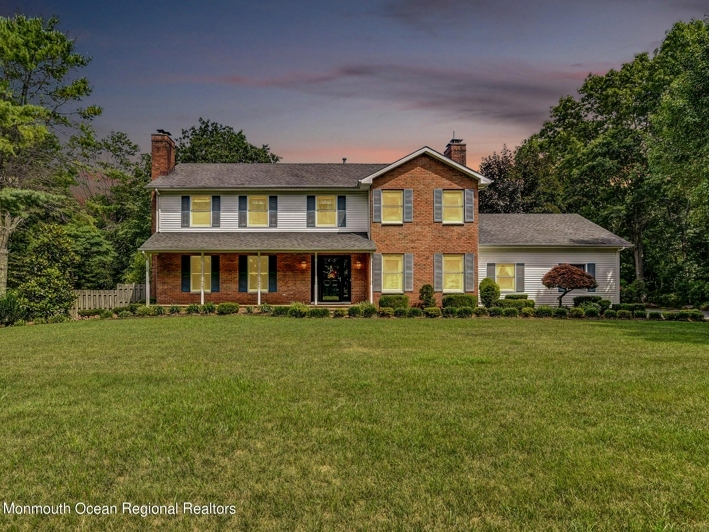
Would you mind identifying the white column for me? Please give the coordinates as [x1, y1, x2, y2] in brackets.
[144, 253, 151, 307]
[314, 252, 318, 305]
[369, 252, 373, 304]
[200, 252, 205, 305]
[257, 252, 261, 306]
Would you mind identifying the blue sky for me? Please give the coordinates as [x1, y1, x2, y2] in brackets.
[2, 0, 706, 166]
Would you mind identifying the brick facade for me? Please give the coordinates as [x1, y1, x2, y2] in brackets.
[369, 154, 478, 306]
[154, 252, 370, 306]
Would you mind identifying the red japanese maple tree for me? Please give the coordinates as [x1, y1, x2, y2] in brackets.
[542, 264, 598, 307]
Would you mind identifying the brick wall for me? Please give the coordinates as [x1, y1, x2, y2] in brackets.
[154, 252, 369, 305]
[370, 154, 479, 306]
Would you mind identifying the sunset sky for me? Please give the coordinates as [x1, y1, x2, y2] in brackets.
[3, 1, 706, 168]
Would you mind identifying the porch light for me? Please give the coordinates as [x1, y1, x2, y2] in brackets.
[355, 260, 362, 269]
[300, 259, 307, 269]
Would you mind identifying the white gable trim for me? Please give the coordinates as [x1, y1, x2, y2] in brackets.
[359, 146, 492, 188]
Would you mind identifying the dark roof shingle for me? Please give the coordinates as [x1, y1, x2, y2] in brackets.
[479, 214, 632, 247]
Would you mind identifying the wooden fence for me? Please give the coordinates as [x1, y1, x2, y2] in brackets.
[71, 283, 146, 318]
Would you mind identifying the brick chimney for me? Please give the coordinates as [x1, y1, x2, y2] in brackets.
[151, 132, 176, 179]
[444, 138, 466, 167]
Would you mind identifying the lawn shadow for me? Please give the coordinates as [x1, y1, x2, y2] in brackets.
[591, 320, 709, 345]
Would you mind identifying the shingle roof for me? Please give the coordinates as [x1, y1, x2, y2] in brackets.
[138, 231, 376, 253]
[479, 214, 632, 247]
[148, 163, 388, 190]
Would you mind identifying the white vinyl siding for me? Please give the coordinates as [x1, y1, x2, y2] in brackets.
[159, 192, 368, 232]
[479, 247, 621, 305]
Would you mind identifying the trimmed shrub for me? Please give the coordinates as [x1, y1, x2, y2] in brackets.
[553, 307, 569, 319]
[12, 319, 26, 327]
[117, 311, 132, 318]
[394, 308, 408, 318]
[664, 312, 679, 321]
[473, 307, 489, 317]
[442, 307, 458, 318]
[700, 302, 709, 311]
[689, 310, 705, 322]
[33, 317, 47, 325]
[457, 307, 474, 318]
[569, 308, 585, 319]
[583, 307, 600, 318]
[676, 311, 692, 322]
[99, 309, 113, 319]
[186, 304, 200, 315]
[260, 304, 273, 314]
[418, 284, 435, 309]
[493, 299, 535, 309]
[78, 308, 102, 318]
[648, 311, 663, 321]
[442, 294, 478, 308]
[308, 307, 331, 318]
[217, 302, 239, 315]
[423, 307, 442, 318]
[573, 295, 602, 307]
[347, 305, 362, 318]
[488, 307, 503, 317]
[16, 267, 75, 320]
[288, 303, 309, 318]
[272, 306, 290, 317]
[378, 307, 394, 318]
[617, 310, 633, 320]
[611, 303, 646, 312]
[153, 305, 165, 315]
[112, 304, 140, 315]
[407, 307, 423, 318]
[479, 278, 500, 308]
[333, 309, 347, 318]
[48, 314, 68, 324]
[360, 303, 377, 318]
[633, 310, 647, 320]
[534, 306, 554, 318]
[603, 309, 617, 319]
[502, 307, 519, 318]
[378, 295, 409, 309]
[520, 307, 535, 318]
[580, 302, 601, 313]
[136, 306, 153, 317]
[169, 305, 181, 315]
[504, 294, 528, 300]
[245, 305, 254, 314]
[599, 300, 612, 313]
[201, 302, 216, 315]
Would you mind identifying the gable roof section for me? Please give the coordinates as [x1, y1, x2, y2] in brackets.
[148, 163, 388, 190]
[359, 147, 492, 187]
[480, 214, 632, 247]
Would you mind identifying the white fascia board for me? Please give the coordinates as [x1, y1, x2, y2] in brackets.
[479, 244, 632, 250]
[359, 147, 492, 188]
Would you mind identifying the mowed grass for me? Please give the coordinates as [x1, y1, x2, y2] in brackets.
[1, 317, 709, 530]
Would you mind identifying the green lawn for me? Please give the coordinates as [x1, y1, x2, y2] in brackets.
[1, 317, 709, 530]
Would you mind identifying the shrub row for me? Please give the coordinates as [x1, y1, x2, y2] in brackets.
[492, 299, 535, 309]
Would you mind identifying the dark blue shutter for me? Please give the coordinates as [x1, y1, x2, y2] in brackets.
[433, 189, 443, 222]
[372, 254, 382, 292]
[181, 255, 190, 292]
[269, 255, 277, 292]
[515, 263, 525, 292]
[434, 254, 443, 291]
[238, 255, 248, 292]
[403, 189, 413, 223]
[269, 196, 278, 227]
[307, 196, 316, 227]
[181, 196, 190, 228]
[212, 196, 221, 227]
[238, 196, 247, 227]
[465, 254, 475, 292]
[486, 263, 495, 280]
[372, 189, 382, 223]
[587, 263, 596, 292]
[404, 253, 414, 292]
[211, 255, 220, 292]
[337, 196, 346, 227]
[464, 189, 475, 222]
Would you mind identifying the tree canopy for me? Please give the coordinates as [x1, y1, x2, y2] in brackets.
[542, 264, 598, 308]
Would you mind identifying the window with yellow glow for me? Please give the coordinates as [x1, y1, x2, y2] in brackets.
[316, 196, 337, 226]
[382, 254, 403, 292]
[443, 254, 464, 292]
[248, 196, 268, 227]
[248, 256, 269, 293]
[190, 255, 211, 293]
[381, 190, 403, 224]
[190, 196, 211, 227]
[496, 263, 515, 291]
[442, 191, 464, 224]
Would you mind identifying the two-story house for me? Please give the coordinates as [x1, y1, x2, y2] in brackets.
[139, 133, 630, 307]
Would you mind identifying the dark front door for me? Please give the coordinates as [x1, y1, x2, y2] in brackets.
[312, 255, 351, 303]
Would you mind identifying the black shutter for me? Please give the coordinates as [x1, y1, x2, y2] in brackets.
[486, 263, 495, 280]
[269, 255, 277, 292]
[307, 196, 316, 227]
[403, 189, 413, 223]
[465, 254, 475, 292]
[238, 196, 247, 228]
[433, 189, 442, 222]
[211, 255, 220, 292]
[515, 263, 525, 292]
[212, 196, 221, 227]
[238, 255, 248, 292]
[268, 196, 278, 227]
[181, 196, 190, 228]
[434, 254, 443, 291]
[181, 255, 190, 292]
[587, 263, 596, 292]
[372, 189, 382, 223]
[337, 195, 347, 227]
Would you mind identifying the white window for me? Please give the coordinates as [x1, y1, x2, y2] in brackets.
[442, 190, 464, 224]
[248, 196, 269, 227]
[382, 254, 403, 293]
[382, 190, 403, 224]
[443, 254, 464, 293]
[495, 263, 515, 291]
[190, 255, 211, 293]
[316, 196, 337, 227]
[191, 196, 211, 227]
[248, 256, 269, 293]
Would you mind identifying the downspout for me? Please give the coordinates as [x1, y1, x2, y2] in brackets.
[156, 190, 161, 233]
[314, 252, 318, 305]
[200, 252, 205, 305]
[369, 252, 373, 304]
[257, 252, 261, 306]
[143, 251, 150, 307]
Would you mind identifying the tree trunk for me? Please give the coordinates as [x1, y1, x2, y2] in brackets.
[0, 212, 23, 297]
[633, 238, 644, 282]
[0, 246, 7, 297]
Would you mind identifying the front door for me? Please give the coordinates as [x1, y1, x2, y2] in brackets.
[313, 256, 351, 303]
